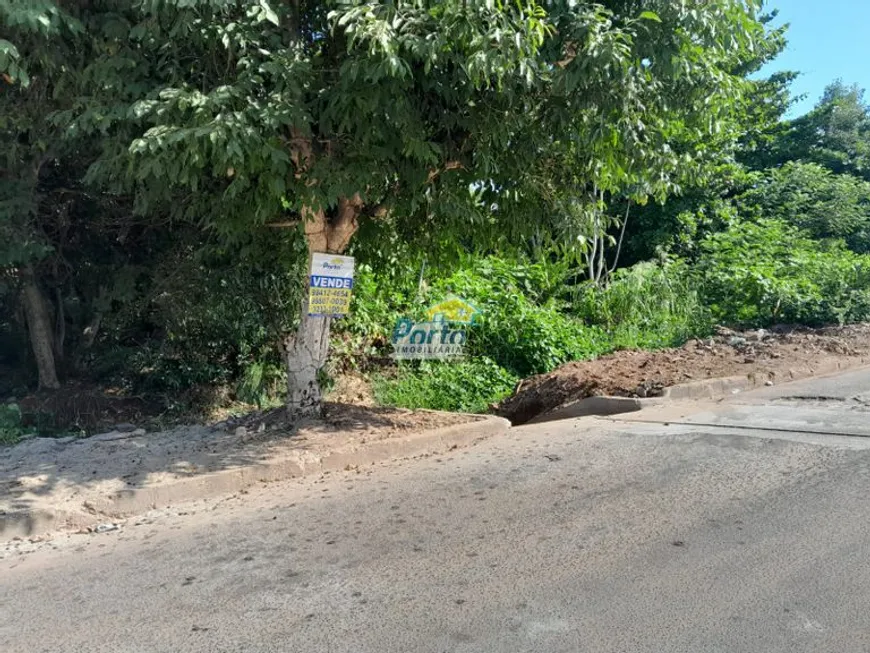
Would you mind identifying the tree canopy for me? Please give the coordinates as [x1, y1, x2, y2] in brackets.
[7, 1, 772, 242]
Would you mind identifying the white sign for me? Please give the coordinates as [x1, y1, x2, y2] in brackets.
[308, 253, 355, 317]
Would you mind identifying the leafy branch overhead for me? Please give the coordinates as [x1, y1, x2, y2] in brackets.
[42, 0, 777, 246]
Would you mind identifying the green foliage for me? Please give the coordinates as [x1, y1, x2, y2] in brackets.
[334, 254, 606, 380]
[327, 261, 422, 381]
[624, 163, 748, 263]
[127, 233, 304, 394]
[9, 0, 870, 426]
[736, 162, 870, 253]
[574, 261, 713, 349]
[344, 264, 420, 348]
[61, 0, 775, 251]
[1, 0, 784, 407]
[67, 229, 304, 403]
[355, 254, 716, 413]
[697, 219, 870, 327]
[236, 360, 286, 408]
[0, 402, 32, 446]
[774, 81, 870, 180]
[374, 357, 517, 414]
[433, 257, 608, 377]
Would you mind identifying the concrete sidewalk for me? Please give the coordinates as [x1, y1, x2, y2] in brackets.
[1, 409, 508, 540]
[7, 365, 868, 542]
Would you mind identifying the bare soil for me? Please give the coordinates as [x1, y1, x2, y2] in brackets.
[221, 401, 481, 439]
[1, 403, 486, 539]
[498, 324, 870, 425]
[17, 382, 160, 434]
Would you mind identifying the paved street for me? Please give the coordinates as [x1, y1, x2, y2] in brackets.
[3, 369, 870, 653]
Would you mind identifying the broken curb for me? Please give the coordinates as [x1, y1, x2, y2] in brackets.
[525, 359, 870, 425]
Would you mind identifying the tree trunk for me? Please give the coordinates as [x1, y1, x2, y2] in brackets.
[54, 287, 65, 363]
[284, 297, 332, 422]
[21, 269, 60, 390]
[285, 194, 362, 421]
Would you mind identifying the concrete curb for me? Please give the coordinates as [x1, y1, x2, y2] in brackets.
[1, 416, 510, 541]
[525, 396, 665, 424]
[525, 359, 870, 425]
[663, 358, 868, 400]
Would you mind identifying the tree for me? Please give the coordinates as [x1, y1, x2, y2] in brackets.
[736, 162, 870, 253]
[1, 1, 174, 392]
[0, 0, 87, 389]
[620, 66, 794, 264]
[773, 81, 870, 180]
[16, 0, 775, 418]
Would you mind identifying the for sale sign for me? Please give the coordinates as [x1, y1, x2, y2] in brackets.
[308, 254, 355, 317]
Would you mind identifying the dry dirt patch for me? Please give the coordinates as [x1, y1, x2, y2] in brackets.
[1, 404, 484, 538]
[498, 324, 870, 425]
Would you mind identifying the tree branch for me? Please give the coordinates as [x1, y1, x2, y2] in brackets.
[265, 219, 301, 228]
[426, 160, 464, 184]
[327, 193, 363, 254]
[609, 200, 631, 275]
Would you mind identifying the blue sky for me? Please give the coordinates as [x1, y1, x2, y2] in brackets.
[760, 0, 870, 116]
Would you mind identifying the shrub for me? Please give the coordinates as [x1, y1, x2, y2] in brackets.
[351, 254, 720, 415]
[373, 357, 518, 414]
[735, 163, 870, 254]
[329, 263, 420, 372]
[355, 255, 718, 414]
[433, 258, 608, 377]
[0, 402, 32, 446]
[697, 218, 870, 326]
[111, 233, 305, 399]
[573, 261, 713, 349]
[236, 359, 287, 407]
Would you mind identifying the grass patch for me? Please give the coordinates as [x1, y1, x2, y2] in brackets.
[374, 357, 518, 414]
[0, 403, 34, 446]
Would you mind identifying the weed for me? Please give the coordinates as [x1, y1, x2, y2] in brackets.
[374, 357, 518, 414]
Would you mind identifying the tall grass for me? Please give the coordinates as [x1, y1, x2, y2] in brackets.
[573, 260, 713, 349]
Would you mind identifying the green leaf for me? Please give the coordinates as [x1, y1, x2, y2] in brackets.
[638, 11, 662, 23]
[259, 0, 280, 27]
[0, 39, 20, 59]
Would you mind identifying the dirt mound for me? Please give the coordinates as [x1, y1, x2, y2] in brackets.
[498, 324, 870, 425]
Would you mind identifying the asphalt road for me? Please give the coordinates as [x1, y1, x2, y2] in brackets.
[3, 369, 870, 653]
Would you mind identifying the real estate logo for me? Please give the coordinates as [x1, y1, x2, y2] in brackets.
[391, 296, 480, 360]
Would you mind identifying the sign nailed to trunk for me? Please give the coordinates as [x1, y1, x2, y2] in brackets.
[308, 253, 355, 317]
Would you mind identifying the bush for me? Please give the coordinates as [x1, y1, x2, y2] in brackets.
[354, 255, 718, 414]
[433, 258, 608, 377]
[735, 163, 870, 254]
[374, 357, 518, 413]
[0, 402, 32, 446]
[104, 233, 305, 400]
[329, 263, 420, 373]
[697, 218, 870, 326]
[573, 261, 713, 349]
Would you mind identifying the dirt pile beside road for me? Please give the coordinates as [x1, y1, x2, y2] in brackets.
[498, 324, 870, 425]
